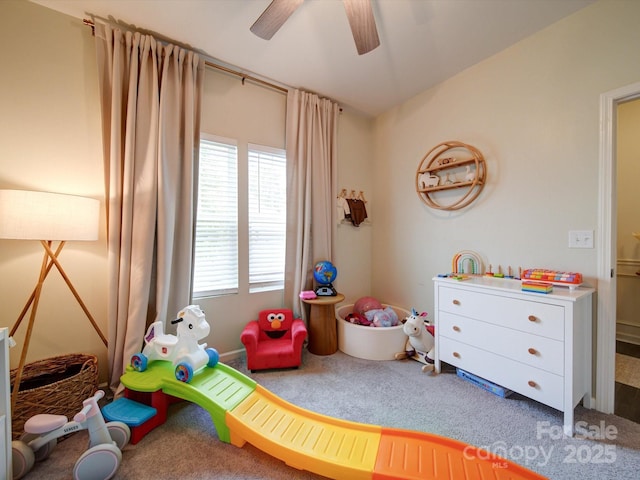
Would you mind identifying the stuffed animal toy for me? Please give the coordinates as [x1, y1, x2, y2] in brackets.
[345, 312, 372, 326]
[364, 306, 399, 327]
[394, 308, 436, 373]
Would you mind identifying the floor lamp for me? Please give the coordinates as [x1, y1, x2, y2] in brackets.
[0, 189, 106, 411]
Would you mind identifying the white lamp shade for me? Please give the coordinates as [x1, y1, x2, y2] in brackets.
[0, 189, 99, 241]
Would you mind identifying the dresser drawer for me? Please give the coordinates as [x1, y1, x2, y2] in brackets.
[439, 337, 564, 410]
[438, 286, 564, 340]
[438, 311, 564, 375]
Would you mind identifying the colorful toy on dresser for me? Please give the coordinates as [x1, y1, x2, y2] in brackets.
[521, 269, 582, 285]
[521, 280, 554, 294]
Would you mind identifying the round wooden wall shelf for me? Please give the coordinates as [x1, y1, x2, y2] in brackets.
[415, 141, 487, 211]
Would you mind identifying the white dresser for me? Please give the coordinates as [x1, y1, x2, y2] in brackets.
[433, 276, 594, 436]
[1, 328, 11, 480]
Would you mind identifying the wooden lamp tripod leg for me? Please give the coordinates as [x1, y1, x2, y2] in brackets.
[10, 244, 50, 412]
[40, 240, 108, 347]
[9, 240, 108, 412]
[9, 241, 64, 338]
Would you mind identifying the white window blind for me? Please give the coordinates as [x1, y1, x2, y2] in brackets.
[248, 144, 286, 292]
[193, 136, 238, 297]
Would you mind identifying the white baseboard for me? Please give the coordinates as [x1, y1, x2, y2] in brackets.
[219, 348, 245, 363]
[616, 322, 640, 345]
[616, 332, 640, 346]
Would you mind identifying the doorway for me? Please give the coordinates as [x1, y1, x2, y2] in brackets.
[614, 97, 640, 422]
[597, 81, 640, 417]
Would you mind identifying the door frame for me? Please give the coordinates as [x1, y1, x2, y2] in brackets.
[597, 81, 640, 413]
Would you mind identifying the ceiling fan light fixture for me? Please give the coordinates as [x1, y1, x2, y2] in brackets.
[250, 0, 304, 40]
[343, 0, 380, 55]
[250, 0, 380, 56]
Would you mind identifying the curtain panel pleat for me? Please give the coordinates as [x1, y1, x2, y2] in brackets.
[94, 22, 204, 393]
[284, 90, 340, 320]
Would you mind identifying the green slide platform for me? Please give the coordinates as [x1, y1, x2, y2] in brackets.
[120, 361, 256, 443]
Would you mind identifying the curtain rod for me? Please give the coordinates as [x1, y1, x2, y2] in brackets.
[205, 62, 288, 94]
[82, 18, 288, 95]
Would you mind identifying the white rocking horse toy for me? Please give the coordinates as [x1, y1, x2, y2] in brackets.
[130, 305, 219, 383]
[395, 308, 436, 373]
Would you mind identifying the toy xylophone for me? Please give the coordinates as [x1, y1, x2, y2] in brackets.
[521, 269, 582, 285]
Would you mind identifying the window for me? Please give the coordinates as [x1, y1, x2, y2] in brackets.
[248, 144, 286, 292]
[193, 135, 238, 296]
[193, 136, 286, 297]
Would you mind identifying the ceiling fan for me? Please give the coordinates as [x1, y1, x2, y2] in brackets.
[250, 0, 380, 55]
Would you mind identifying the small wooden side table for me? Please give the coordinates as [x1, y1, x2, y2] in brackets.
[301, 293, 345, 355]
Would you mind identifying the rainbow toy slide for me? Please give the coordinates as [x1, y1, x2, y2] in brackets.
[117, 361, 547, 480]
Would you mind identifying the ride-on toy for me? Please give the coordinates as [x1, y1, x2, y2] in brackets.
[12, 390, 131, 480]
[130, 305, 219, 383]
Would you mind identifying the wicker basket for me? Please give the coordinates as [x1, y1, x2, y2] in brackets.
[10, 353, 98, 439]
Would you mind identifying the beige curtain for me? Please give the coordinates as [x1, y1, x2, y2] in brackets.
[94, 22, 204, 393]
[284, 89, 340, 320]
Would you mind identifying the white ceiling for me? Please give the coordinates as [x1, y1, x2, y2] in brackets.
[32, 0, 595, 116]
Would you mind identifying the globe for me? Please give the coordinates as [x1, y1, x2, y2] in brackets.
[313, 261, 338, 296]
[314, 261, 337, 285]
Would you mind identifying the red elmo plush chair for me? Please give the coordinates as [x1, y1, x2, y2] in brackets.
[241, 309, 307, 372]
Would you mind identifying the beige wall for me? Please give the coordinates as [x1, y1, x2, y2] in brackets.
[197, 67, 287, 356]
[0, 1, 108, 380]
[616, 98, 640, 343]
[4, 0, 640, 384]
[371, 0, 640, 318]
[0, 1, 374, 373]
[335, 108, 374, 304]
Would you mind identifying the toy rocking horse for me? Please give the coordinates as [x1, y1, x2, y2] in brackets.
[395, 308, 436, 373]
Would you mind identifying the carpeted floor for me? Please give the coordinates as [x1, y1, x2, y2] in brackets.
[615, 354, 640, 389]
[17, 350, 640, 480]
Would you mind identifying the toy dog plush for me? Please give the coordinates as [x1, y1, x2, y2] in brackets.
[395, 308, 436, 373]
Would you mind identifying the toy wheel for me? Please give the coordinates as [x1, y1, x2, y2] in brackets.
[73, 443, 121, 480]
[175, 362, 194, 383]
[12, 440, 35, 480]
[107, 421, 131, 449]
[206, 347, 219, 367]
[131, 353, 148, 372]
[20, 432, 56, 461]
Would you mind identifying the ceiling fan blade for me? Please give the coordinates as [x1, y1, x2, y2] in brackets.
[343, 0, 380, 55]
[250, 0, 304, 40]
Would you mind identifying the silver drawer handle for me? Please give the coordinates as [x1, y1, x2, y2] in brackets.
[453, 326, 461, 332]
[528, 380, 539, 389]
[452, 299, 461, 306]
[528, 315, 538, 323]
[528, 348, 538, 355]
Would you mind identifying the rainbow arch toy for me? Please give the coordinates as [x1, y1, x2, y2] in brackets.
[452, 250, 484, 275]
[114, 360, 547, 480]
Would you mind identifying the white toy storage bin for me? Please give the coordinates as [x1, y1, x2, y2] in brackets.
[336, 304, 410, 361]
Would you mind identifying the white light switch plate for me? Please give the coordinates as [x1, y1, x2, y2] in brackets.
[568, 230, 594, 248]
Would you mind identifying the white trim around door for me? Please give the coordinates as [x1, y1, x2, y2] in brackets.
[597, 81, 640, 414]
